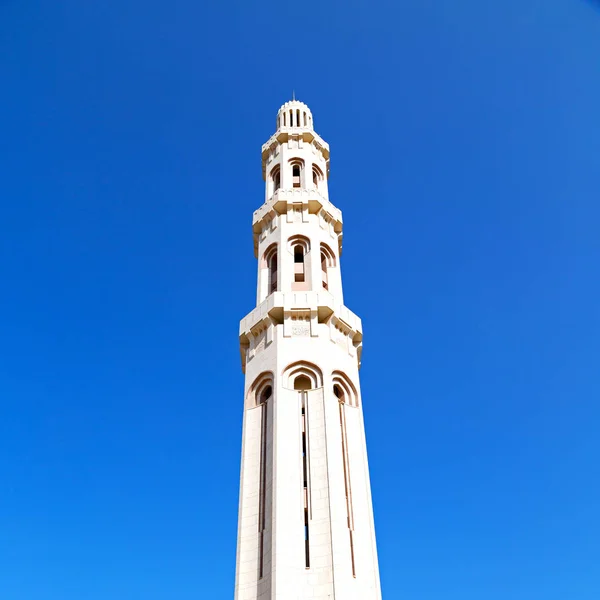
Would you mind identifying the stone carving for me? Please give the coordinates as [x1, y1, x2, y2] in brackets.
[255, 329, 266, 354]
[291, 321, 310, 337]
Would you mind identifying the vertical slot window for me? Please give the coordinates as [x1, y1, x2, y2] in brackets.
[290, 237, 310, 291]
[338, 387, 356, 577]
[312, 164, 324, 192]
[292, 165, 301, 188]
[321, 252, 328, 290]
[294, 245, 305, 283]
[294, 375, 312, 569]
[257, 382, 272, 579]
[264, 246, 278, 296]
[269, 254, 277, 294]
[320, 243, 335, 291]
[302, 396, 310, 568]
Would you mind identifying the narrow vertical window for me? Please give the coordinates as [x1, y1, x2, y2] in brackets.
[304, 112, 307, 127]
[297, 109, 301, 128]
[294, 245, 305, 283]
[320, 243, 335, 291]
[290, 237, 310, 291]
[292, 165, 301, 188]
[302, 395, 310, 568]
[290, 109, 293, 126]
[258, 385, 271, 578]
[294, 375, 312, 569]
[304, 508, 310, 568]
[272, 167, 281, 193]
[337, 386, 356, 577]
[269, 252, 277, 294]
[312, 165, 323, 191]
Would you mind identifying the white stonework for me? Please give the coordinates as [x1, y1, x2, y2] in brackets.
[235, 101, 382, 600]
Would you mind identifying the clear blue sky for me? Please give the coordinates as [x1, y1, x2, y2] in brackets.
[0, 1, 599, 598]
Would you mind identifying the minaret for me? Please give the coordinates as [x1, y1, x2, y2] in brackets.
[235, 100, 382, 600]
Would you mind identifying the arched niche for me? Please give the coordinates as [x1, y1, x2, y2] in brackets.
[332, 371, 359, 407]
[282, 361, 323, 390]
[247, 371, 275, 408]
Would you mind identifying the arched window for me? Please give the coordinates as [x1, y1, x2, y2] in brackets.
[283, 112, 286, 127]
[303, 112, 307, 127]
[289, 158, 304, 189]
[321, 252, 328, 290]
[312, 165, 324, 189]
[284, 362, 321, 570]
[288, 236, 310, 290]
[293, 165, 301, 188]
[320, 243, 336, 290]
[294, 244, 305, 283]
[269, 254, 277, 294]
[332, 371, 359, 407]
[246, 371, 274, 577]
[247, 371, 274, 409]
[333, 370, 357, 576]
[296, 109, 300, 128]
[289, 158, 305, 188]
[289, 109, 293, 126]
[282, 361, 323, 390]
[260, 385, 272, 403]
[272, 166, 281, 194]
[264, 245, 278, 295]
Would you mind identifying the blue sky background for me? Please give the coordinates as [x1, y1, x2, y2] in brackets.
[1, 1, 599, 598]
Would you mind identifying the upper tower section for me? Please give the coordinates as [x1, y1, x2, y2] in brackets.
[261, 100, 331, 204]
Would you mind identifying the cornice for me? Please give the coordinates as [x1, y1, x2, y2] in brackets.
[252, 189, 343, 256]
[239, 292, 363, 372]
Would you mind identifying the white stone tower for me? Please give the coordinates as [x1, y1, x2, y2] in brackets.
[235, 100, 382, 600]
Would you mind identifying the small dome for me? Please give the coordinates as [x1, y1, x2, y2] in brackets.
[276, 100, 314, 132]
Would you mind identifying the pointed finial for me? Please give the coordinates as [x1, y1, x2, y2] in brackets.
[292, 89, 296, 101]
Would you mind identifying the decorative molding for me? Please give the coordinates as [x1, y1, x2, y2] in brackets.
[283, 308, 318, 338]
